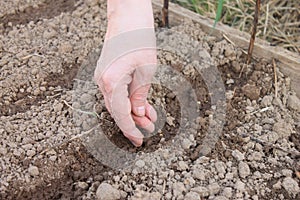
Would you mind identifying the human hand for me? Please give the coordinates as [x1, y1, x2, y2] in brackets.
[94, 0, 157, 147]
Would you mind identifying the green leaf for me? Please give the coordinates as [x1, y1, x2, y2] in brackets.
[213, 0, 224, 28]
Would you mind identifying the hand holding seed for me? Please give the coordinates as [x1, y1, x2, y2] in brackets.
[94, 0, 157, 146]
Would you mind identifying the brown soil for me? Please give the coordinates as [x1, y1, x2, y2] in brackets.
[0, 0, 299, 200]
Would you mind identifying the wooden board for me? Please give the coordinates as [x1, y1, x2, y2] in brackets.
[152, 0, 300, 97]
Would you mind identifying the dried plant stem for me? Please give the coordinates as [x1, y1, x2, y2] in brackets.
[273, 59, 278, 99]
[162, 0, 169, 28]
[247, 0, 260, 64]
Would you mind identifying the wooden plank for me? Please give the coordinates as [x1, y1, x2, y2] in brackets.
[152, 0, 300, 96]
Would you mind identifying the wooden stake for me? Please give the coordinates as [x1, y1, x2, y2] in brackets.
[162, 0, 169, 28]
[247, 0, 260, 64]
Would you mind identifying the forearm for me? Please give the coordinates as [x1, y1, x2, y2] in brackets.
[106, 0, 154, 37]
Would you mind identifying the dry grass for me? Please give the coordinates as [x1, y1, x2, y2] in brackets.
[173, 0, 300, 53]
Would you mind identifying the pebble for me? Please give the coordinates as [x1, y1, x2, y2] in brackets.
[232, 150, 245, 161]
[192, 168, 206, 180]
[166, 116, 175, 126]
[208, 182, 220, 195]
[178, 161, 189, 171]
[281, 169, 293, 177]
[273, 181, 282, 189]
[235, 180, 245, 192]
[242, 84, 260, 100]
[238, 161, 250, 178]
[261, 95, 273, 107]
[77, 182, 89, 190]
[221, 187, 232, 198]
[226, 79, 234, 84]
[43, 29, 57, 39]
[184, 191, 200, 200]
[59, 42, 73, 53]
[80, 93, 93, 104]
[26, 149, 36, 157]
[96, 182, 121, 200]
[181, 138, 192, 150]
[282, 177, 300, 196]
[287, 94, 300, 111]
[215, 161, 226, 177]
[0, 147, 7, 155]
[135, 160, 145, 168]
[191, 186, 209, 197]
[273, 120, 293, 138]
[53, 103, 64, 112]
[172, 182, 186, 197]
[28, 165, 39, 176]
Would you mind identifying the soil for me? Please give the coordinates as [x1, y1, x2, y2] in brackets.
[0, 0, 299, 200]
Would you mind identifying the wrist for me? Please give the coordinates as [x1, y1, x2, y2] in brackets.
[106, 0, 154, 37]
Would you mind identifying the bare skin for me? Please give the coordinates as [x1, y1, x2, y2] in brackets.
[94, 0, 157, 146]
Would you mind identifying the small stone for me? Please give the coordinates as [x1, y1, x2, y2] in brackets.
[191, 186, 209, 197]
[281, 169, 293, 177]
[282, 177, 300, 197]
[184, 191, 200, 200]
[178, 161, 189, 171]
[261, 95, 273, 107]
[165, 192, 172, 199]
[221, 187, 232, 198]
[166, 116, 175, 126]
[31, 68, 38, 75]
[53, 103, 64, 112]
[181, 138, 192, 150]
[273, 181, 282, 190]
[235, 180, 245, 192]
[252, 195, 259, 200]
[33, 88, 40, 96]
[248, 151, 263, 161]
[0, 147, 7, 155]
[242, 84, 260, 100]
[208, 182, 220, 195]
[287, 94, 300, 111]
[226, 79, 234, 84]
[173, 182, 186, 197]
[273, 120, 293, 138]
[238, 161, 250, 178]
[43, 29, 57, 39]
[49, 156, 57, 161]
[192, 168, 207, 180]
[232, 61, 241, 73]
[96, 182, 121, 200]
[232, 150, 245, 161]
[59, 42, 73, 53]
[26, 149, 36, 157]
[28, 165, 39, 176]
[215, 161, 226, 177]
[80, 93, 93, 104]
[77, 182, 89, 190]
[135, 160, 145, 168]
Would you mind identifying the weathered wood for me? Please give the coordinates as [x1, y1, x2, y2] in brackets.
[152, 0, 300, 96]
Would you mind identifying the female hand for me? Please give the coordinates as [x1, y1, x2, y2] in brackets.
[94, 0, 157, 146]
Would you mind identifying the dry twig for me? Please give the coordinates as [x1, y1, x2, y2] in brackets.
[273, 59, 278, 99]
[247, 0, 260, 64]
[162, 0, 169, 28]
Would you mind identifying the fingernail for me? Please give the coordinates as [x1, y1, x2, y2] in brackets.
[136, 106, 145, 116]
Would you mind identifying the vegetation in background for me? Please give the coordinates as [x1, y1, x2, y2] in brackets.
[171, 0, 300, 53]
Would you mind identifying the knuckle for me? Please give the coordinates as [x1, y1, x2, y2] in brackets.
[131, 93, 147, 102]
